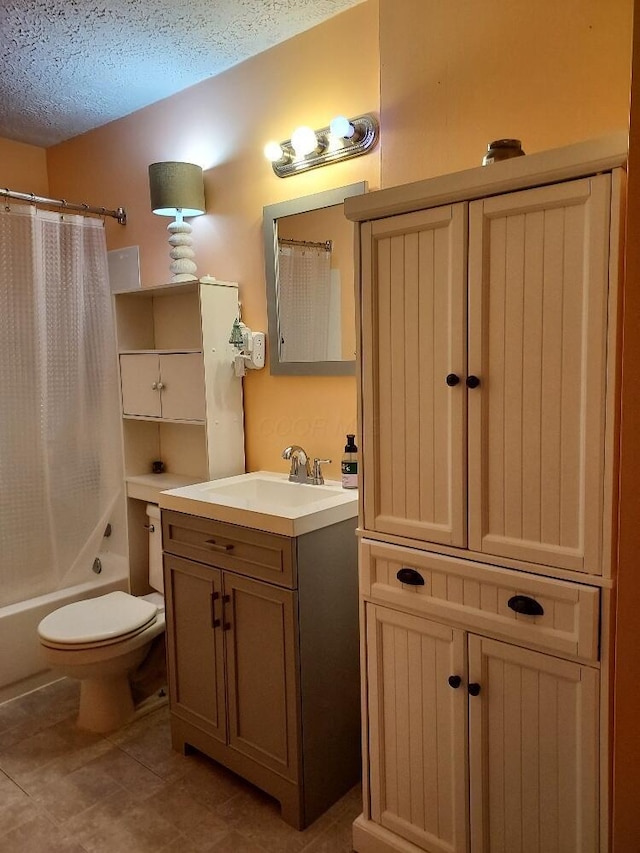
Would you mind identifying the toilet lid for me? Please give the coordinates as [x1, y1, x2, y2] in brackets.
[37, 591, 158, 646]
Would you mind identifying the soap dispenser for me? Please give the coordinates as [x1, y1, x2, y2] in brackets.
[341, 434, 359, 489]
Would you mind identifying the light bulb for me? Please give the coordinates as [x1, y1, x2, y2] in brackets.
[264, 141, 284, 162]
[291, 126, 318, 157]
[329, 115, 355, 139]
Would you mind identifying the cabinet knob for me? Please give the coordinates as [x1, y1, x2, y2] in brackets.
[466, 375, 480, 389]
[468, 683, 481, 696]
[396, 567, 425, 586]
[507, 595, 544, 617]
[448, 675, 462, 689]
[446, 373, 460, 387]
[157, 381, 164, 390]
[151, 381, 158, 390]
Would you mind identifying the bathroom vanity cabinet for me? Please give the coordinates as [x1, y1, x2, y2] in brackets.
[161, 508, 361, 830]
[113, 279, 245, 594]
[345, 134, 627, 853]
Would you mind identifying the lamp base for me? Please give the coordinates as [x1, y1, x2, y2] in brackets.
[167, 219, 198, 282]
[169, 273, 199, 283]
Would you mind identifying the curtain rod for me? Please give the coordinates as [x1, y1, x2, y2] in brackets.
[278, 237, 332, 251]
[1, 187, 127, 224]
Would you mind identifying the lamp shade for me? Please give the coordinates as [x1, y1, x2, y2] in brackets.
[148, 161, 205, 217]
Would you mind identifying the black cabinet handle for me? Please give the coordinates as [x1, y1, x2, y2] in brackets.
[204, 539, 234, 553]
[466, 375, 480, 389]
[210, 591, 221, 629]
[448, 675, 462, 689]
[468, 683, 481, 696]
[507, 595, 544, 617]
[446, 373, 460, 387]
[396, 567, 425, 586]
[222, 593, 232, 631]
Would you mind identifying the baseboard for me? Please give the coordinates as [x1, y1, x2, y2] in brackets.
[353, 814, 427, 853]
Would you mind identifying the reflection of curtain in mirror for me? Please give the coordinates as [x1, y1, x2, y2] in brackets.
[277, 242, 334, 362]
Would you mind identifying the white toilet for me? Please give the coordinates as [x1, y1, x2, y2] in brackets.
[37, 504, 166, 733]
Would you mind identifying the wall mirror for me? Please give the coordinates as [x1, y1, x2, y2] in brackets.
[263, 182, 366, 375]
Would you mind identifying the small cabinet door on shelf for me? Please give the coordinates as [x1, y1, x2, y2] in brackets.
[365, 603, 599, 853]
[361, 174, 614, 575]
[119, 352, 205, 421]
[164, 554, 298, 782]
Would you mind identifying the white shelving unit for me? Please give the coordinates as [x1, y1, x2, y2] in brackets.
[113, 278, 245, 592]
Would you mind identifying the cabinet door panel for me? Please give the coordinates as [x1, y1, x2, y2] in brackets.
[362, 204, 467, 547]
[224, 573, 299, 782]
[164, 555, 226, 742]
[468, 635, 599, 853]
[468, 175, 611, 573]
[120, 353, 161, 417]
[159, 352, 205, 421]
[366, 604, 468, 853]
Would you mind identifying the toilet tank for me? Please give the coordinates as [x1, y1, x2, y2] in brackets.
[146, 504, 163, 593]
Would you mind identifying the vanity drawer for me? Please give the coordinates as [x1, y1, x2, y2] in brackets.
[360, 539, 600, 661]
[162, 510, 296, 588]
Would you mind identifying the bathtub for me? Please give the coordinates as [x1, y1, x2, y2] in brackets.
[0, 552, 129, 700]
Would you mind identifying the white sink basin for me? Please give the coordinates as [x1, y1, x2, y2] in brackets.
[200, 477, 344, 507]
[159, 471, 358, 536]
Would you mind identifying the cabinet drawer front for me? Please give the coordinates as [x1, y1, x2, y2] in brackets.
[162, 510, 296, 587]
[360, 539, 599, 660]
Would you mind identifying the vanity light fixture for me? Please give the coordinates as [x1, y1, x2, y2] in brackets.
[264, 114, 378, 178]
[148, 161, 206, 282]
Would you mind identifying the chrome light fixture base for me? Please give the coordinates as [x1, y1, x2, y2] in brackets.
[271, 114, 378, 178]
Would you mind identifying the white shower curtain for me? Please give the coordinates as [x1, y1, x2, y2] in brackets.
[0, 205, 122, 607]
[277, 243, 333, 362]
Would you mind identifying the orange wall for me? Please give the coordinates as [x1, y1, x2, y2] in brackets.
[612, 3, 640, 847]
[0, 137, 48, 196]
[32, 0, 633, 483]
[379, 0, 633, 186]
[45, 2, 380, 481]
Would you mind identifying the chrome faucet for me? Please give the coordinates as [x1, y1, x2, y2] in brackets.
[282, 445, 312, 483]
[282, 446, 331, 485]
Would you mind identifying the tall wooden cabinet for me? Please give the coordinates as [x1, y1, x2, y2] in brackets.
[346, 134, 627, 853]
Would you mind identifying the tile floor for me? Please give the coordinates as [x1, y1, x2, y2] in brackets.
[0, 679, 362, 852]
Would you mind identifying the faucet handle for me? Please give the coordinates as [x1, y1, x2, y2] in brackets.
[312, 458, 331, 485]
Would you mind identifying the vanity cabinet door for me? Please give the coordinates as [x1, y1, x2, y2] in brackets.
[468, 635, 599, 853]
[223, 572, 299, 782]
[164, 554, 227, 743]
[366, 604, 469, 853]
[361, 204, 467, 548]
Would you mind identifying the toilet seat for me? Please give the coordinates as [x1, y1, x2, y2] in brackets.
[38, 591, 159, 650]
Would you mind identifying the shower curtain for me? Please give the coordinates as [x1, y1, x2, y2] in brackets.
[0, 204, 122, 608]
[277, 242, 333, 362]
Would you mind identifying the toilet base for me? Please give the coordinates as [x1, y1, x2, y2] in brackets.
[78, 674, 135, 733]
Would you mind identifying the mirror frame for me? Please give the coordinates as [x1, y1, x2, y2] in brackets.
[263, 181, 367, 376]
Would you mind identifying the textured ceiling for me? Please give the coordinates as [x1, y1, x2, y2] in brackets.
[0, 0, 363, 148]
